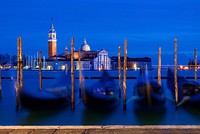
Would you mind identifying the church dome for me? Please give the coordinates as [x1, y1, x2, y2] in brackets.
[81, 39, 90, 52]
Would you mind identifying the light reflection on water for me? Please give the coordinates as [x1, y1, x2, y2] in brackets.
[0, 70, 200, 125]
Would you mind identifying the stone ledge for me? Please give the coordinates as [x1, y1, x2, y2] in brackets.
[0, 125, 200, 129]
[1, 126, 200, 134]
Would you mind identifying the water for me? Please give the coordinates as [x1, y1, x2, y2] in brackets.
[0, 69, 200, 125]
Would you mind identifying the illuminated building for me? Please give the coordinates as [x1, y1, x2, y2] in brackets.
[65, 39, 111, 70]
[111, 57, 152, 70]
[46, 39, 111, 70]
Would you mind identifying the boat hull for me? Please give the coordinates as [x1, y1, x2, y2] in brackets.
[83, 71, 120, 109]
[83, 90, 119, 109]
[20, 87, 70, 109]
[20, 71, 71, 109]
[134, 81, 165, 105]
[167, 68, 200, 105]
[133, 69, 165, 108]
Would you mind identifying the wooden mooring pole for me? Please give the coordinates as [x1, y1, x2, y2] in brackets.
[174, 38, 178, 107]
[0, 63, 2, 100]
[71, 37, 75, 110]
[39, 51, 42, 90]
[123, 39, 127, 110]
[16, 37, 23, 110]
[194, 48, 198, 82]
[158, 47, 162, 86]
[118, 46, 122, 98]
[78, 50, 82, 99]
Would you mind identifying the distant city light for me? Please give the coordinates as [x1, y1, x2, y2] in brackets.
[61, 65, 66, 70]
[47, 65, 52, 70]
[134, 63, 137, 70]
[24, 66, 29, 69]
[98, 67, 102, 71]
[179, 65, 189, 70]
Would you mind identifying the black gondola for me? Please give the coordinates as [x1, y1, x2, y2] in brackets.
[167, 68, 200, 106]
[20, 71, 71, 109]
[133, 69, 165, 107]
[83, 71, 120, 109]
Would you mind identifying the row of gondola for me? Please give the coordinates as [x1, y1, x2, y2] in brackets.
[19, 69, 200, 110]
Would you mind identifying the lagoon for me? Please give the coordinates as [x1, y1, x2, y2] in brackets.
[0, 69, 200, 125]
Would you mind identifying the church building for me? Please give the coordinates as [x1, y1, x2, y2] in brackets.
[64, 39, 111, 70]
[46, 19, 111, 70]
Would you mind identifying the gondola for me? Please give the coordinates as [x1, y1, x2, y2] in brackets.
[20, 71, 71, 109]
[167, 68, 200, 106]
[133, 69, 165, 107]
[83, 71, 120, 109]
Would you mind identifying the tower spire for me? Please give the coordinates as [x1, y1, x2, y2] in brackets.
[50, 18, 54, 30]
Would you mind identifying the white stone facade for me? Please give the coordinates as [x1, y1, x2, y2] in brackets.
[93, 49, 111, 70]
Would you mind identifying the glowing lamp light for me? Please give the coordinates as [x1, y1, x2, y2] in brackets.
[133, 63, 137, 70]
[98, 67, 102, 71]
[24, 66, 29, 69]
[61, 65, 66, 70]
[184, 66, 189, 70]
[47, 65, 52, 70]
[74, 53, 79, 59]
[179, 65, 189, 70]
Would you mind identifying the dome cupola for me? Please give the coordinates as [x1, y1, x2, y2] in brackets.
[81, 39, 90, 52]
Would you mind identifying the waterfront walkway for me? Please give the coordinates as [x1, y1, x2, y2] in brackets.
[0, 126, 200, 134]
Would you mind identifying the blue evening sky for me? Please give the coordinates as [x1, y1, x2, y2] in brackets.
[0, 0, 200, 64]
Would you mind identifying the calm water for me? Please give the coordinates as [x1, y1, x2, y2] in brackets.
[0, 69, 200, 125]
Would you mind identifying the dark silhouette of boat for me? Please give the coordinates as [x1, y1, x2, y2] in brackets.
[167, 68, 200, 106]
[83, 71, 120, 109]
[20, 71, 71, 109]
[133, 69, 165, 108]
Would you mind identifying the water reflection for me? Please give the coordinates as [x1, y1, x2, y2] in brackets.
[19, 108, 68, 125]
[82, 107, 117, 125]
[134, 108, 166, 125]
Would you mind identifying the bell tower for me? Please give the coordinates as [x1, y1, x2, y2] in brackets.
[48, 18, 57, 59]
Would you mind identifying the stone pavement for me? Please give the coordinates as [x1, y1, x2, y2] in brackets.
[0, 126, 200, 134]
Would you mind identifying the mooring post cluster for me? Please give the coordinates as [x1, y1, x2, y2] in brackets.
[10, 36, 199, 111]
